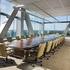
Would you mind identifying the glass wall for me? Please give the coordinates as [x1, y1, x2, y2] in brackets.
[1, 0, 14, 15]
[0, 0, 70, 37]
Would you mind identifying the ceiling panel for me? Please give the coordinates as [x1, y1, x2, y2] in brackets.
[62, 0, 70, 7]
[26, 4, 48, 17]
[32, 0, 55, 16]
[8, 0, 70, 16]
[33, 0, 50, 10]
[9, 0, 41, 5]
[47, 0, 62, 9]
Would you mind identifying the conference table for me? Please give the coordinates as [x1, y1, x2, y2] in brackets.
[8, 34, 61, 49]
[7, 34, 62, 60]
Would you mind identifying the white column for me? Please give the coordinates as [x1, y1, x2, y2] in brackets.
[41, 19, 44, 34]
[21, 8, 25, 36]
[16, 8, 25, 36]
[16, 19, 21, 36]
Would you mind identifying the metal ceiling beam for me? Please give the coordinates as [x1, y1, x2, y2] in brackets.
[0, 11, 51, 22]
[44, 21, 70, 24]
[1, 12, 70, 24]
[27, 12, 51, 22]
[32, 3, 59, 22]
[0, 12, 20, 19]
[0, 12, 51, 23]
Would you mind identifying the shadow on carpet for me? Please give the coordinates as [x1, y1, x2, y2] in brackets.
[17, 63, 34, 70]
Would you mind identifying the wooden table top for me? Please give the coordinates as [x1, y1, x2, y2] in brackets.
[7, 34, 62, 49]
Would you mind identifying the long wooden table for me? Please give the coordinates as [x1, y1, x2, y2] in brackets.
[8, 34, 60, 49]
[6, 34, 62, 60]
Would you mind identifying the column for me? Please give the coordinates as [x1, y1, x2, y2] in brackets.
[16, 8, 25, 37]
[21, 8, 25, 36]
[41, 19, 44, 35]
[25, 11, 34, 35]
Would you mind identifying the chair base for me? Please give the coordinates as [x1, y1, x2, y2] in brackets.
[0, 58, 16, 68]
[23, 58, 43, 67]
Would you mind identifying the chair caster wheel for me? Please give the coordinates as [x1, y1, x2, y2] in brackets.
[40, 64, 42, 66]
[47, 58, 49, 60]
[32, 64, 35, 67]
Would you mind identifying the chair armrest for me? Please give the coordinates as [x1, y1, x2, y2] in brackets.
[6, 47, 14, 54]
[6, 47, 13, 51]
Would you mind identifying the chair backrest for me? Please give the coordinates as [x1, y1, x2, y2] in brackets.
[55, 39, 58, 47]
[56, 39, 59, 46]
[16, 36, 21, 40]
[58, 38, 61, 45]
[0, 38, 3, 43]
[46, 41, 52, 53]
[37, 42, 46, 58]
[21, 35, 26, 39]
[52, 40, 56, 49]
[0, 43, 7, 57]
[7, 37, 12, 42]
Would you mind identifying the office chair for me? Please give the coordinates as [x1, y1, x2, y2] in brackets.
[45, 41, 52, 59]
[7, 37, 12, 42]
[16, 36, 21, 40]
[51, 40, 57, 54]
[52, 40, 56, 50]
[0, 43, 13, 62]
[25, 42, 46, 66]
